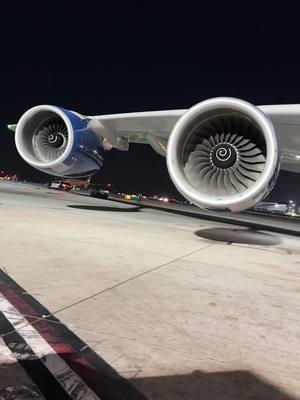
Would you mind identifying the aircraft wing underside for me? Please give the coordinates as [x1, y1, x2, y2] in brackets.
[8, 101, 300, 173]
[88, 105, 300, 173]
[8, 98, 300, 211]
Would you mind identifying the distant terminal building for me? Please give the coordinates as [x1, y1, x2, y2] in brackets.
[0, 170, 18, 181]
[48, 177, 112, 198]
[60, 177, 92, 189]
[48, 177, 91, 191]
[287, 200, 300, 214]
[254, 202, 288, 214]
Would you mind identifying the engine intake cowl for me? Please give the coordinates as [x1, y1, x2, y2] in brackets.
[15, 105, 104, 177]
[166, 97, 280, 212]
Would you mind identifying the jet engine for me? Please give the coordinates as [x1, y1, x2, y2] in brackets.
[15, 105, 103, 177]
[166, 97, 280, 212]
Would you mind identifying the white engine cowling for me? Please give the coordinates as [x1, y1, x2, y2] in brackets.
[15, 105, 104, 177]
[166, 97, 280, 212]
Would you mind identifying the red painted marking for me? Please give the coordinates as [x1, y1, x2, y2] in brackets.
[0, 282, 118, 399]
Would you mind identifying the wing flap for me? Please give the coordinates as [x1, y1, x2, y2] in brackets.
[92, 110, 185, 143]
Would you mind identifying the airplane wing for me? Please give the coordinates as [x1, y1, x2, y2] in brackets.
[7, 124, 17, 132]
[8, 103, 300, 171]
[90, 105, 300, 173]
[9, 110, 186, 156]
[88, 110, 186, 155]
[8, 98, 300, 212]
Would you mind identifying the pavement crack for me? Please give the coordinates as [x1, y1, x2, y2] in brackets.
[46, 244, 213, 318]
[0, 244, 213, 339]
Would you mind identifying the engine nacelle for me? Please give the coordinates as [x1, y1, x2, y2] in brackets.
[166, 97, 280, 212]
[15, 105, 103, 177]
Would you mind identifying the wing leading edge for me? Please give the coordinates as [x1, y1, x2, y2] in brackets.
[88, 109, 186, 155]
[7, 104, 300, 173]
[91, 105, 300, 173]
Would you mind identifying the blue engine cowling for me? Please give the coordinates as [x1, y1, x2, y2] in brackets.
[15, 105, 104, 178]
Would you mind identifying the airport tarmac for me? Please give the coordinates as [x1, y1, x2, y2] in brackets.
[0, 181, 300, 399]
[109, 194, 300, 237]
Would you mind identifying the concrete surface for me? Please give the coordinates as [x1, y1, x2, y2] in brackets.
[0, 181, 299, 399]
[108, 194, 300, 237]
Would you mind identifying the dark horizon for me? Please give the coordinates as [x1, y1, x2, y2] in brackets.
[1, 4, 300, 204]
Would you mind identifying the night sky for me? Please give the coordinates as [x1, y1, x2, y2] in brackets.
[1, 4, 300, 202]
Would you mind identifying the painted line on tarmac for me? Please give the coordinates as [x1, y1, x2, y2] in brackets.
[0, 269, 146, 400]
[0, 311, 73, 400]
[0, 292, 101, 400]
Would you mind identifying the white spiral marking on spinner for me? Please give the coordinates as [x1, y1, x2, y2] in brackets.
[216, 146, 231, 161]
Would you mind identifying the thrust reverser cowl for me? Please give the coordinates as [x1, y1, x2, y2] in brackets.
[167, 97, 281, 212]
[15, 105, 103, 177]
